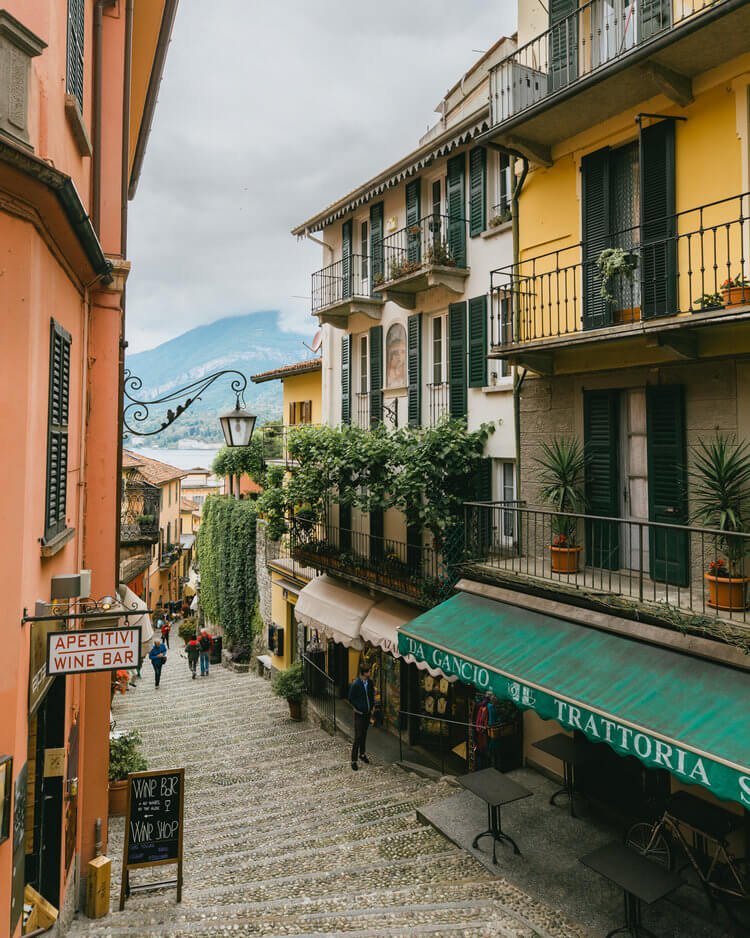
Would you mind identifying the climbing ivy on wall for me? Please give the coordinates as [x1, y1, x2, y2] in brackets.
[196, 496, 258, 649]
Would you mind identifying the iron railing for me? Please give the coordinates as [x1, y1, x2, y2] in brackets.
[489, 0, 726, 127]
[158, 543, 182, 569]
[380, 213, 468, 286]
[290, 519, 459, 607]
[464, 501, 750, 626]
[120, 481, 160, 544]
[312, 254, 372, 312]
[302, 652, 337, 732]
[491, 192, 750, 346]
[427, 382, 450, 425]
[355, 392, 371, 429]
[260, 423, 320, 465]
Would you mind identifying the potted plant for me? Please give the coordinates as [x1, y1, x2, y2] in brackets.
[720, 275, 750, 308]
[178, 616, 197, 644]
[108, 730, 147, 816]
[534, 438, 586, 574]
[691, 434, 750, 610]
[489, 206, 512, 227]
[426, 241, 456, 267]
[271, 660, 305, 720]
[694, 292, 724, 312]
[596, 247, 638, 311]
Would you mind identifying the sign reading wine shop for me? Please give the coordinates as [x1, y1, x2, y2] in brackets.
[47, 626, 141, 675]
[119, 769, 184, 910]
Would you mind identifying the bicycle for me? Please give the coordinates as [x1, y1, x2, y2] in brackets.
[626, 790, 749, 929]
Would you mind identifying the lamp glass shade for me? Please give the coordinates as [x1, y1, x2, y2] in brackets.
[219, 406, 257, 447]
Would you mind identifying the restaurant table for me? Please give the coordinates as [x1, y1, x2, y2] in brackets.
[458, 768, 532, 862]
[580, 841, 684, 938]
[532, 732, 591, 817]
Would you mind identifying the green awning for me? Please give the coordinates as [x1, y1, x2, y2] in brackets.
[398, 591, 750, 807]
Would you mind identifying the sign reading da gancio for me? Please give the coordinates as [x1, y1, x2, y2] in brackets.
[47, 626, 141, 675]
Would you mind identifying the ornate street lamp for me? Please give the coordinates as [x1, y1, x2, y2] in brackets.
[219, 397, 257, 448]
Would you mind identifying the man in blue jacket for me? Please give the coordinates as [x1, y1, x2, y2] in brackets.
[348, 664, 375, 771]
[148, 638, 167, 688]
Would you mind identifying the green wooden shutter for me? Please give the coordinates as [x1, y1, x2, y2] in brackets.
[640, 0, 671, 40]
[369, 324, 383, 426]
[448, 301, 467, 419]
[339, 502, 352, 553]
[341, 334, 351, 426]
[471, 456, 493, 552]
[584, 389, 620, 570]
[406, 179, 421, 264]
[469, 147, 487, 237]
[370, 202, 384, 292]
[369, 509, 384, 564]
[446, 155, 466, 268]
[67, 0, 85, 109]
[342, 219, 353, 299]
[640, 120, 676, 319]
[407, 313, 422, 427]
[549, 0, 578, 92]
[582, 147, 612, 331]
[646, 385, 689, 586]
[45, 320, 72, 541]
[468, 295, 488, 388]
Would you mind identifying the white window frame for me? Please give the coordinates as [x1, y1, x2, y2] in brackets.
[358, 334, 369, 395]
[430, 313, 447, 387]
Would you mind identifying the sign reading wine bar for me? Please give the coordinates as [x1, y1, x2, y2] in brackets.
[46, 626, 141, 675]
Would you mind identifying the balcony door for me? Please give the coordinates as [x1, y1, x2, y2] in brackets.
[549, 0, 578, 93]
[619, 389, 649, 573]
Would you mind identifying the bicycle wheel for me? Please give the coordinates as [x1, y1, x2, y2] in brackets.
[626, 822, 671, 869]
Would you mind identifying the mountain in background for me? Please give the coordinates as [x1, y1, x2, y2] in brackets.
[124, 311, 313, 446]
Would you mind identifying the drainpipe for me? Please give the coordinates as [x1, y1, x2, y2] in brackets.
[303, 228, 333, 258]
[92, 0, 117, 236]
[511, 156, 529, 500]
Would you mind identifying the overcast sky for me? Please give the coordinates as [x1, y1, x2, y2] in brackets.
[126, 1, 517, 353]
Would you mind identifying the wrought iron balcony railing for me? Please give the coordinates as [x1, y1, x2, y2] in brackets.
[120, 481, 160, 544]
[159, 543, 182, 569]
[380, 213, 468, 286]
[489, 0, 725, 127]
[491, 191, 750, 347]
[290, 518, 459, 608]
[355, 392, 371, 429]
[427, 382, 449, 426]
[312, 254, 372, 313]
[464, 501, 750, 630]
[260, 423, 320, 465]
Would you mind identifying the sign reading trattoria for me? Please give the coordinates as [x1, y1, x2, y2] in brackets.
[47, 626, 141, 675]
[398, 635, 750, 808]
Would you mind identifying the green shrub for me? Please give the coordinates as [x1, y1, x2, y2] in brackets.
[109, 730, 147, 782]
[271, 661, 305, 704]
[178, 617, 197, 643]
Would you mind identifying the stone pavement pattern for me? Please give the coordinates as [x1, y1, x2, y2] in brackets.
[67, 657, 587, 937]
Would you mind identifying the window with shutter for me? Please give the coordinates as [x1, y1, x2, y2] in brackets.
[341, 335, 351, 426]
[370, 203, 384, 292]
[582, 148, 612, 330]
[66, 0, 85, 111]
[640, 120, 676, 319]
[469, 147, 487, 237]
[446, 155, 466, 268]
[584, 389, 620, 569]
[448, 301, 467, 418]
[407, 313, 421, 427]
[342, 219, 353, 299]
[360, 221, 369, 285]
[45, 320, 72, 542]
[405, 180, 421, 264]
[359, 335, 368, 395]
[369, 509, 384, 564]
[639, 0, 671, 40]
[549, 0, 578, 92]
[369, 325, 383, 426]
[339, 502, 352, 552]
[468, 295, 488, 388]
[406, 519, 422, 574]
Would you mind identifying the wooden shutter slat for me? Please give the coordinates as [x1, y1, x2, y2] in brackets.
[405, 180, 421, 264]
[45, 320, 72, 541]
[342, 219, 353, 299]
[407, 313, 421, 427]
[584, 389, 620, 569]
[370, 203, 384, 291]
[369, 325, 383, 426]
[582, 147, 612, 330]
[446, 155, 466, 268]
[549, 0, 578, 92]
[469, 147, 487, 237]
[468, 295, 487, 388]
[640, 120, 676, 319]
[341, 335, 351, 426]
[448, 301, 467, 419]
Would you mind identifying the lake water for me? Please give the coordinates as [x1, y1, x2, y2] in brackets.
[128, 446, 222, 471]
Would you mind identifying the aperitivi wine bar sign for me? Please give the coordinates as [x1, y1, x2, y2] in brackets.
[46, 626, 141, 675]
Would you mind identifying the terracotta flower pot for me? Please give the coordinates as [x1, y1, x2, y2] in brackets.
[704, 572, 749, 610]
[288, 699, 302, 721]
[722, 286, 750, 308]
[108, 779, 128, 817]
[550, 545, 582, 574]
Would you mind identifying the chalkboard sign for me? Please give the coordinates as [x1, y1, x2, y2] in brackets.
[119, 768, 184, 910]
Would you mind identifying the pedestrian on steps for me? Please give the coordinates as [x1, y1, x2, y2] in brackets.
[149, 638, 167, 688]
[186, 636, 199, 679]
[348, 664, 375, 771]
[198, 628, 212, 676]
[160, 617, 171, 649]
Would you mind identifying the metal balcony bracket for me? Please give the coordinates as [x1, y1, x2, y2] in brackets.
[316, 297, 383, 326]
[641, 62, 693, 108]
[646, 331, 699, 360]
[501, 135, 552, 168]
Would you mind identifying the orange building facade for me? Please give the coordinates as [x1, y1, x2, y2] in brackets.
[0, 2, 177, 933]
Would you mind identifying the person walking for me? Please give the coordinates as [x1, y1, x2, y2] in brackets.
[148, 638, 167, 688]
[186, 636, 199, 679]
[348, 664, 375, 771]
[198, 628, 212, 677]
[160, 617, 171, 649]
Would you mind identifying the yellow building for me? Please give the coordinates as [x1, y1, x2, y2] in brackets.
[251, 359, 322, 671]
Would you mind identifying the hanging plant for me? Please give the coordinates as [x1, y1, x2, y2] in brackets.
[596, 247, 638, 306]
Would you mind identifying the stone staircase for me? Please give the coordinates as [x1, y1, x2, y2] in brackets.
[66, 656, 584, 937]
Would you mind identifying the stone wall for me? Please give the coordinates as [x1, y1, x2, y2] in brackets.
[255, 518, 279, 631]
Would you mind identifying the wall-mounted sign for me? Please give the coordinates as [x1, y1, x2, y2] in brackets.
[47, 627, 141, 676]
[10, 763, 27, 935]
[0, 756, 11, 844]
[29, 618, 60, 715]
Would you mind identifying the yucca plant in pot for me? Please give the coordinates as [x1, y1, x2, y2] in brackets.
[534, 438, 586, 574]
[271, 660, 305, 721]
[691, 433, 750, 610]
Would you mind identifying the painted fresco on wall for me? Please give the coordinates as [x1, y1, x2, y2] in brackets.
[386, 324, 406, 388]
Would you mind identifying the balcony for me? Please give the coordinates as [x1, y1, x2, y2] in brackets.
[159, 543, 182, 569]
[260, 423, 320, 466]
[490, 192, 750, 373]
[120, 481, 160, 545]
[290, 519, 457, 608]
[464, 502, 750, 634]
[311, 255, 383, 326]
[427, 382, 449, 426]
[486, 0, 748, 160]
[379, 214, 470, 310]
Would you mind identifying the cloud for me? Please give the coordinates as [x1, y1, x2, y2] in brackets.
[126, 0, 516, 352]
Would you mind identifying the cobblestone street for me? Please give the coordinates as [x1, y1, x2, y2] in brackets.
[67, 657, 586, 938]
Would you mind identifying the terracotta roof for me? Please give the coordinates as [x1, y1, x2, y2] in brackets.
[122, 449, 186, 486]
[251, 358, 322, 384]
[181, 496, 199, 511]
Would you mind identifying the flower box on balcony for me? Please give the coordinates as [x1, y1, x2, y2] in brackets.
[704, 572, 750, 611]
[721, 284, 750, 308]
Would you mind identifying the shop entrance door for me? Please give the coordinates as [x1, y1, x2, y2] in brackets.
[327, 641, 349, 698]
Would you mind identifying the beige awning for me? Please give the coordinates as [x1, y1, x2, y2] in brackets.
[359, 598, 457, 682]
[117, 583, 154, 655]
[294, 574, 375, 650]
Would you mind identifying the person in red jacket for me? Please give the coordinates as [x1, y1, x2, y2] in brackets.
[198, 629, 213, 676]
[185, 637, 200, 679]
